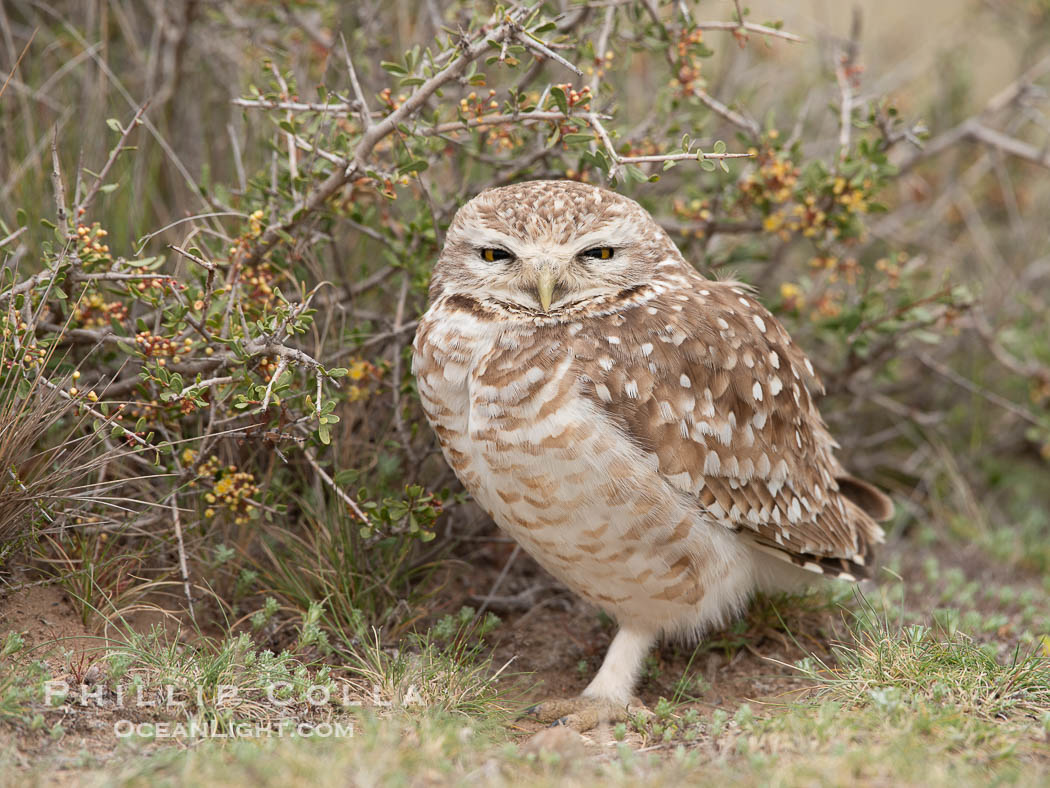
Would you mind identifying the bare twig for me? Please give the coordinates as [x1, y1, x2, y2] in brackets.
[302, 447, 368, 522]
[169, 495, 195, 619]
[617, 150, 753, 164]
[50, 129, 68, 227]
[515, 26, 584, 77]
[590, 5, 616, 97]
[0, 25, 35, 102]
[834, 9, 862, 162]
[231, 97, 371, 114]
[916, 353, 1043, 427]
[75, 102, 150, 217]
[897, 54, 1050, 173]
[0, 225, 27, 250]
[340, 32, 373, 130]
[168, 243, 216, 271]
[695, 20, 803, 43]
[475, 544, 521, 619]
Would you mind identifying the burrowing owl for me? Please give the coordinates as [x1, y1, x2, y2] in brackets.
[412, 180, 892, 727]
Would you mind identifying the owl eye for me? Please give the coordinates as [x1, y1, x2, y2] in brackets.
[480, 248, 512, 263]
[582, 247, 615, 260]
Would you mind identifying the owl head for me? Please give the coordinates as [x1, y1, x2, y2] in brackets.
[430, 180, 681, 316]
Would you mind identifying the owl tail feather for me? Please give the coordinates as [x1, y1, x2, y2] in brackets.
[836, 475, 895, 522]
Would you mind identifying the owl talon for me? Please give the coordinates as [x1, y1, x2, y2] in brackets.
[524, 696, 648, 732]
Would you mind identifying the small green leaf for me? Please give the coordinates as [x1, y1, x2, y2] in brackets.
[397, 159, 429, 175]
[549, 85, 568, 115]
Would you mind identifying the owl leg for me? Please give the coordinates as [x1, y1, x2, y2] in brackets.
[525, 626, 656, 731]
[582, 625, 655, 705]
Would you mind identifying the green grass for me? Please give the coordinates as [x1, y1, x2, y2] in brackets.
[3, 585, 1048, 787]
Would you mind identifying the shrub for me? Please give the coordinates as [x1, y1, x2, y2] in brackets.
[1, 1, 1048, 643]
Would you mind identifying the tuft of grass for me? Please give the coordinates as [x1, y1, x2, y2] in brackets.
[96, 624, 358, 729]
[0, 631, 49, 726]
[247, 497, 443, 650]
[793, 598, 1050, 722]
[0, 340, 103, 570]
[345, 606, 525, 718]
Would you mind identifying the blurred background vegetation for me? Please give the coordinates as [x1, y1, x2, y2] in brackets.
[1, 0, 1048, 663]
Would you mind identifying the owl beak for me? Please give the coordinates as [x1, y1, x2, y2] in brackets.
[535, 268, 556, 312]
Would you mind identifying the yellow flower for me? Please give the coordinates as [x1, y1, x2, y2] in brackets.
[763, 213, 783, 232]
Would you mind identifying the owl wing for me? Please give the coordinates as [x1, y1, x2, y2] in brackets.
[575, 278, 891, 580]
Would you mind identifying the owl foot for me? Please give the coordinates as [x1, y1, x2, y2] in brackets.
[523, 695, 652, 732]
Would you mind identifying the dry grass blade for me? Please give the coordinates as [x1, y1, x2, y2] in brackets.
[0, 342, 140, 574]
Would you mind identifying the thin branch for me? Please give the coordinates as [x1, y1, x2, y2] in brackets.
[302, 447, 368, 522]
[420, 109, 604, 136]
[170, 495, 195, 619]
[177, 376, 233, 399]
[695, 20, 803, 43]
[339, 32, 373, 130]
[590, 5, 616, 96]
[916, 352, 1043, 427]
[897, 54, 1050, 173]
[834, 53, 854, 159]
[168, 243, 216, 271]
[515, 27, 584, 76]
[232, 97, 365, 113]
[0, 225, 27, 250]
[50, 129, 68, 227]
[75, 102, 149, 218]
[259, 357, 288, 412]
[694, 90, 761, 138]
[617, 150, 753, 164]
